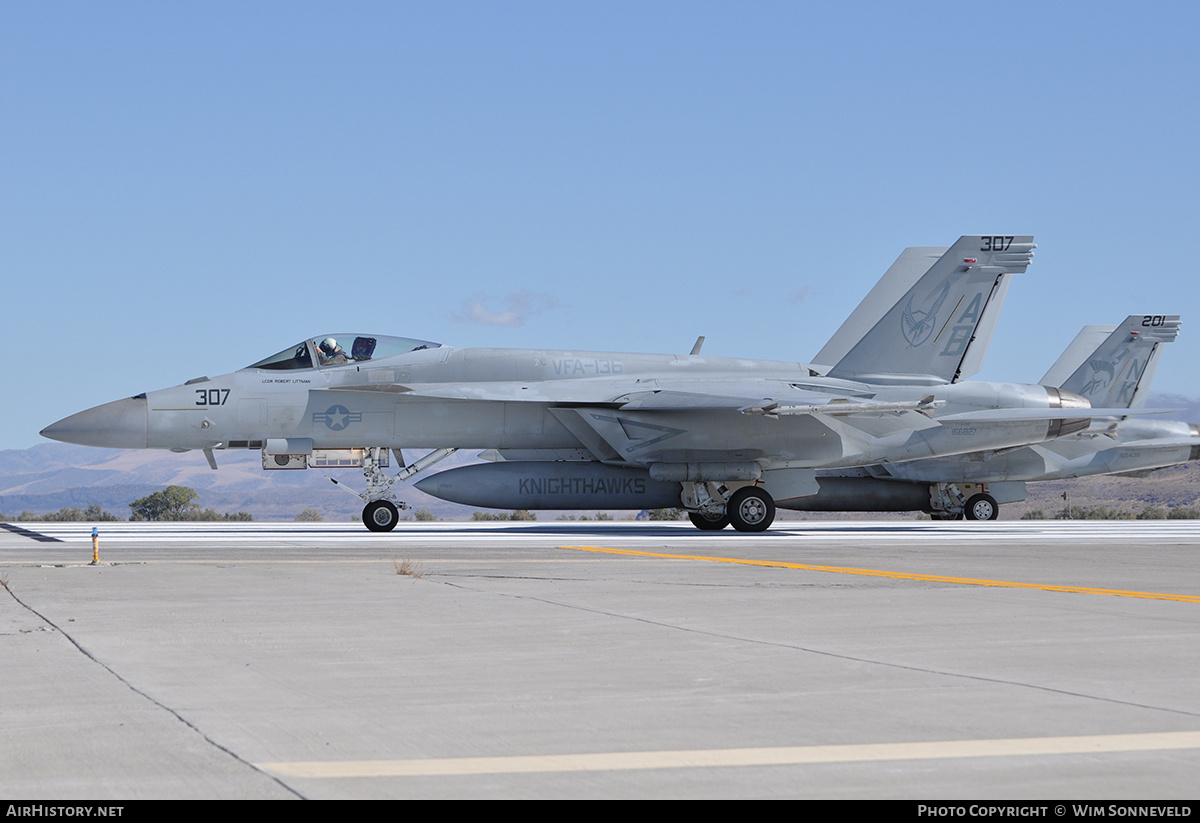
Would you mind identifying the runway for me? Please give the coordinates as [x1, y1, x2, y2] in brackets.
[2, 520, 1199, 799]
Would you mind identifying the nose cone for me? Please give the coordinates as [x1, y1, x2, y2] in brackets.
[41, 395, 148, 448]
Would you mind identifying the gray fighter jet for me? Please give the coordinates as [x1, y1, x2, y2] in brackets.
[43, 234, 1154, 532]
[780, 314, 1196, 520]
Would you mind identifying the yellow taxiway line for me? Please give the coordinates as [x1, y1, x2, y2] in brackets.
[560, 545, 1200, 603]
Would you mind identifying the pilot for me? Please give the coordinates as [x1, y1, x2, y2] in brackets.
[317, 337, 348, 365]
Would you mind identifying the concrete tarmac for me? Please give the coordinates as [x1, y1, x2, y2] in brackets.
[2, 520, 1199, 799]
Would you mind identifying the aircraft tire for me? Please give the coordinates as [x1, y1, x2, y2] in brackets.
[727, 487, 775, 532]
[364, 500, 400, 532]
[688, 511, 730, 531]
[964, 493, 999, 521]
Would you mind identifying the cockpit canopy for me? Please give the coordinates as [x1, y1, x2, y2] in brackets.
[246, 334, 442, 371]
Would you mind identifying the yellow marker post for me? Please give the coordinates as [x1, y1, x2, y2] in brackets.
[91, 526, 98, 564]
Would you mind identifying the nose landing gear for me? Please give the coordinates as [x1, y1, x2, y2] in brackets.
[325, 447, 458, 532]
[363, 499, 401, 532]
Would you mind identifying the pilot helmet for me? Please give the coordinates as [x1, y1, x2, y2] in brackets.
[320, 337, 338, 354]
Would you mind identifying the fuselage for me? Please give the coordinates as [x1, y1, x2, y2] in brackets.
[43, 333, 1094, 473]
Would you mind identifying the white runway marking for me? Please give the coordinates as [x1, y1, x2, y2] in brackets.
[16, 520, 1200, 543]
[259, 730, 1200, 778]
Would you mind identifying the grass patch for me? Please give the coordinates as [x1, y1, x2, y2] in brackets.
[392, 557, 424, 579]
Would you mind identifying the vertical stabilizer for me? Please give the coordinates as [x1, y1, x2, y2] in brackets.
[812, 247, 945, 370]
[826, 235, 1035, 384]
[1040, 325, 1116, 388]
[1049, 315, 1180, 409]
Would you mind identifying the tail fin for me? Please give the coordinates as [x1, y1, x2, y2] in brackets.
[812, 246, 946, 371]
[1043, 315, 1180, 409]
[825, 235, 1035, 385]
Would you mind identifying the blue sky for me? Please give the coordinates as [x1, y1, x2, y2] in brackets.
[4, 2, 1199, 451]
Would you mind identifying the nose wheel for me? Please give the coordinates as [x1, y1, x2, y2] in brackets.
[364, 500, 400, 532]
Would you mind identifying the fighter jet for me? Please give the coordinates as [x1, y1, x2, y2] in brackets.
[42, 234, 1152, 532]
[780, 314, 1195, 521]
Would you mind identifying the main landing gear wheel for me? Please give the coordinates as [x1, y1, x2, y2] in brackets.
[964, 493, 999, 521]
[363, 500, 400, 532]
[727, 487, 775, 533]
[689, 511, 730, 531]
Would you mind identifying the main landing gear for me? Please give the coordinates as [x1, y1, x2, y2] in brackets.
[683, 483, 776, 532]
[726, 487, 775, 532]
[929, 483, 1002, 521]
[688, 510, 730, 531]
[964, 493, 999, 521]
